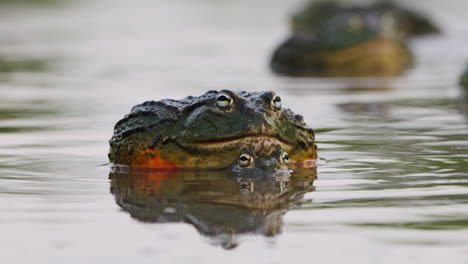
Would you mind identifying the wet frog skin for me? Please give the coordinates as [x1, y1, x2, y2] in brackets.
[109, 90, 317, 169]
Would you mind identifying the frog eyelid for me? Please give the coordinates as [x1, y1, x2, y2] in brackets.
[239, 152, 253, 167]
[216, 93, 234, 108]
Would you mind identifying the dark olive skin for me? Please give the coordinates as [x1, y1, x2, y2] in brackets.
[109, 90, 317, 169]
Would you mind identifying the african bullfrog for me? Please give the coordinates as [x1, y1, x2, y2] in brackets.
[271, 4, 413, 77]
[109, 90, 317, 169]
[291, 1, 439, 37]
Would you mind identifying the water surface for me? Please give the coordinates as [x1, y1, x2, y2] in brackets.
[1, 0, 467, 263]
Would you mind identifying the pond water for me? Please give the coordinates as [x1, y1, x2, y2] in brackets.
[1, 0, 467, 263]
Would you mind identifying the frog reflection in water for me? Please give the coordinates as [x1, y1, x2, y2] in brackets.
[109, 152, 317, 249]
[108, 90, 317, 169]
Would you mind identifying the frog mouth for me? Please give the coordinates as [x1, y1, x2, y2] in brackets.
[178, 135, 294, 154]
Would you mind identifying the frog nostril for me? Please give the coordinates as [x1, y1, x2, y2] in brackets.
[243, 106, 256, 115]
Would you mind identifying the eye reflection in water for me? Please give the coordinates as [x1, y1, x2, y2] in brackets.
[109, 167, 317, 249]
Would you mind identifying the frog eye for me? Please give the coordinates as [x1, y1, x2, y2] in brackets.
[279, 151, 290, 165]
[239, 152, 253, 167]
[216, 93, 233, 108]
[271, 95, 281, 109]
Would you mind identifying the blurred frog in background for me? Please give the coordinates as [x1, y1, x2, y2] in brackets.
[459, 64, 468, 90]
[270, 0, 439, 77]
[291, 1, 439, 37]
[459, 64, 468, 122]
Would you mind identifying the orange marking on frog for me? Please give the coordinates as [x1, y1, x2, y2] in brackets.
[131, 149, 180, 170]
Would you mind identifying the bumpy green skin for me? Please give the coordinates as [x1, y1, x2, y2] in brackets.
[460, 65, 468, 89]
[109, 90, 317, 169]
[291, 1, 439, 37]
